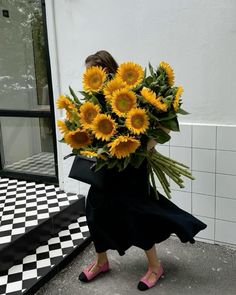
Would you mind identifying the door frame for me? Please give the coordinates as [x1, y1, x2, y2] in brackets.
[0, 0, 58, 184]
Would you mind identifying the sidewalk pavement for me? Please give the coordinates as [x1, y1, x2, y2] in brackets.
[36, 236, 236, 295]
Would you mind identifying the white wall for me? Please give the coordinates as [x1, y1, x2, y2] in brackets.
[46, 0, 236, 189]
[47, 0, 236, 125]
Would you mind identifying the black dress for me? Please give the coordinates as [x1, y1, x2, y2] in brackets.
[86, 160, 207, 256]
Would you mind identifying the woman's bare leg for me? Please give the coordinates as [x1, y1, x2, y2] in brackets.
[143, 245, 161, 283]
[89, 251, 109, 272]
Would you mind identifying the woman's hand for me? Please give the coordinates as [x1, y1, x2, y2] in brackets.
[147, 126, 170, 151]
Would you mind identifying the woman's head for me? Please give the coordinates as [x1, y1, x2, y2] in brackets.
[85, 50, 118, 74]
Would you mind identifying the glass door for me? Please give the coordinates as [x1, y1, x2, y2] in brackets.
[0, 0, 57, 183]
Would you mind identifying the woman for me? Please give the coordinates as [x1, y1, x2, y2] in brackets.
[78, 50, 207, 291]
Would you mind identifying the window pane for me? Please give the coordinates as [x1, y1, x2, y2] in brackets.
[0, 0, 50, 110]
[0, 117, 56, 176]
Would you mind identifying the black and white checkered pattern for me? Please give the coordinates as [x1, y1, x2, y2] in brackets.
[0, 178, 78, 245]
[0, 215, 90, 295]
[4, 153, 55, 176]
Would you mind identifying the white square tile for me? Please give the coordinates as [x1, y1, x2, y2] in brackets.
[192, 125, 216, 149]
[61, 240, 74, 248]
[170, 146, 191, 169]
[192, 193, 215, 218]
[216, 150, 236, 175]
[6, 281, 22, 293]
[155, 145, 170, 157]
[169, 125, 191, 147]
[36, 245, 49, 254]
[12, 228, 25, 235]
[216, 197, 236, 223]
[217, 126, 236, 151]
[22, 269, 37, 280]
[216, 174, 236, 199]
[49, 249, 63, 258]
[169, 190, 191, 213]
[192, 171, 215, 196]
[194, 215, 215, 240]
[37, 258, 51, 268]
[23, 254, 37, 264]
[0, 275, 8, 285]
[0, 236, 11, 244]
[8, 264, 23, 275]
[71, 232, 83, 240]
[215, 219, 236, 244]
[192, 148, 216, 173]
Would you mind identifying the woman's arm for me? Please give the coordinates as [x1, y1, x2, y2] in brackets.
[147, 126, 170, 151]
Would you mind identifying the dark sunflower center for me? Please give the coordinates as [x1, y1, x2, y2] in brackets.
[73, 132, 89, 143]
[84, 109, 97, 123]
[98, 119, 113, 134]
[131, 114, 144, 128]
[116, 95, 133, 112]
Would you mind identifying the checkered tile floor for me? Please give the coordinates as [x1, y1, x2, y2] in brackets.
[4, 153, 55, 176]
[0, 215, 90, 295]
[0, 178, 78, 246]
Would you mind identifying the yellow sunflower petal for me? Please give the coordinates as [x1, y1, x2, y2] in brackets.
[57, 120, 69, 134]
[56, 95, 72, 109]
[80, 150, 107, 160]
[92, 114, 116, 141]
[125, 108, 149, 135]
[173, 86, 184, 111]
[111, 88, 137, 117]
[141, 87, 168, 112]
[103, 77, 128, 102]
[117, 62, 144, 88]
[79, 101, 100, 129]
[159, 61, 175, 86]
[64, 128, 91, 149]
[82, 66, 107, 93]
[108, 135, 140, 159]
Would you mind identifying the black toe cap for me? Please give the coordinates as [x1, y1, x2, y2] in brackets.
[78, 272, 88, 282]
[137, 281, 149, 291]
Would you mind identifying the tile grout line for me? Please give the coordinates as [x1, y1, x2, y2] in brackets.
[191, 125, 193, 214]
[214, 126, 217, 243]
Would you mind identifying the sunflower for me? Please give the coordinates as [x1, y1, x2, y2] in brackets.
[56, 95, 73, 109]
[111, 88, 137, 117]
[173, 86, 184, 111]
[57, 120, 69, 134]
[103, 77, 128, 102]
[108, 135, 140, 159]
[117, 62, 144, 88]
[79, 101, 100, 129]
[125, 108, 149, 135]
[92, 114, 116, 141]
[82, 66, 107, 93]
[159, 61, 174, 86]
[64, 128, 91, 149]
[141, 87, 168, 112]
[80, 150, 107, 160]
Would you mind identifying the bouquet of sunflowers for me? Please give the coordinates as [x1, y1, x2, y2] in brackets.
[57, 61, 194, 199]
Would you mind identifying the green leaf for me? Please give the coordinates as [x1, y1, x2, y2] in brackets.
[94, 159, 107, 172]
[130, 154, 145, 168]
[123, 156, 131, 169]
[145, 76, 154, 86]
[178, 107, 190, 115]
[160, 117, 180, 131]
[148, 62, 154, 76]
[147, 128, 171, 144]
[69, 86, 81, 105]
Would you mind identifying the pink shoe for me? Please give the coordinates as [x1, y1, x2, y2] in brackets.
[137, 263, 164, 291]
[79, 261, 110, 282]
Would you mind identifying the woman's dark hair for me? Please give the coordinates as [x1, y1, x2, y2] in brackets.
[85, 50, 118, 74]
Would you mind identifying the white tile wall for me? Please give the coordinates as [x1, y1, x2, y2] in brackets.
[217, 126, 236, 151]
[192, 171, 215, 196]
[216, 197, 236, 223]
[170, 190, 191, 213]
[192, 148, 216, 173]
[216, 174, 236, 199]
[168, 123, 236, 247]
[216, 150, 236, 175]
[194, 215, 215, 240]
[215, 219, 236, 245]
[169, 125, 192, 147]
[192, 125, 216, 149]
[192, 193, 215, 218]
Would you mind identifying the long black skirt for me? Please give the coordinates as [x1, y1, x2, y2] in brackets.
[86, 161, 207, 256]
